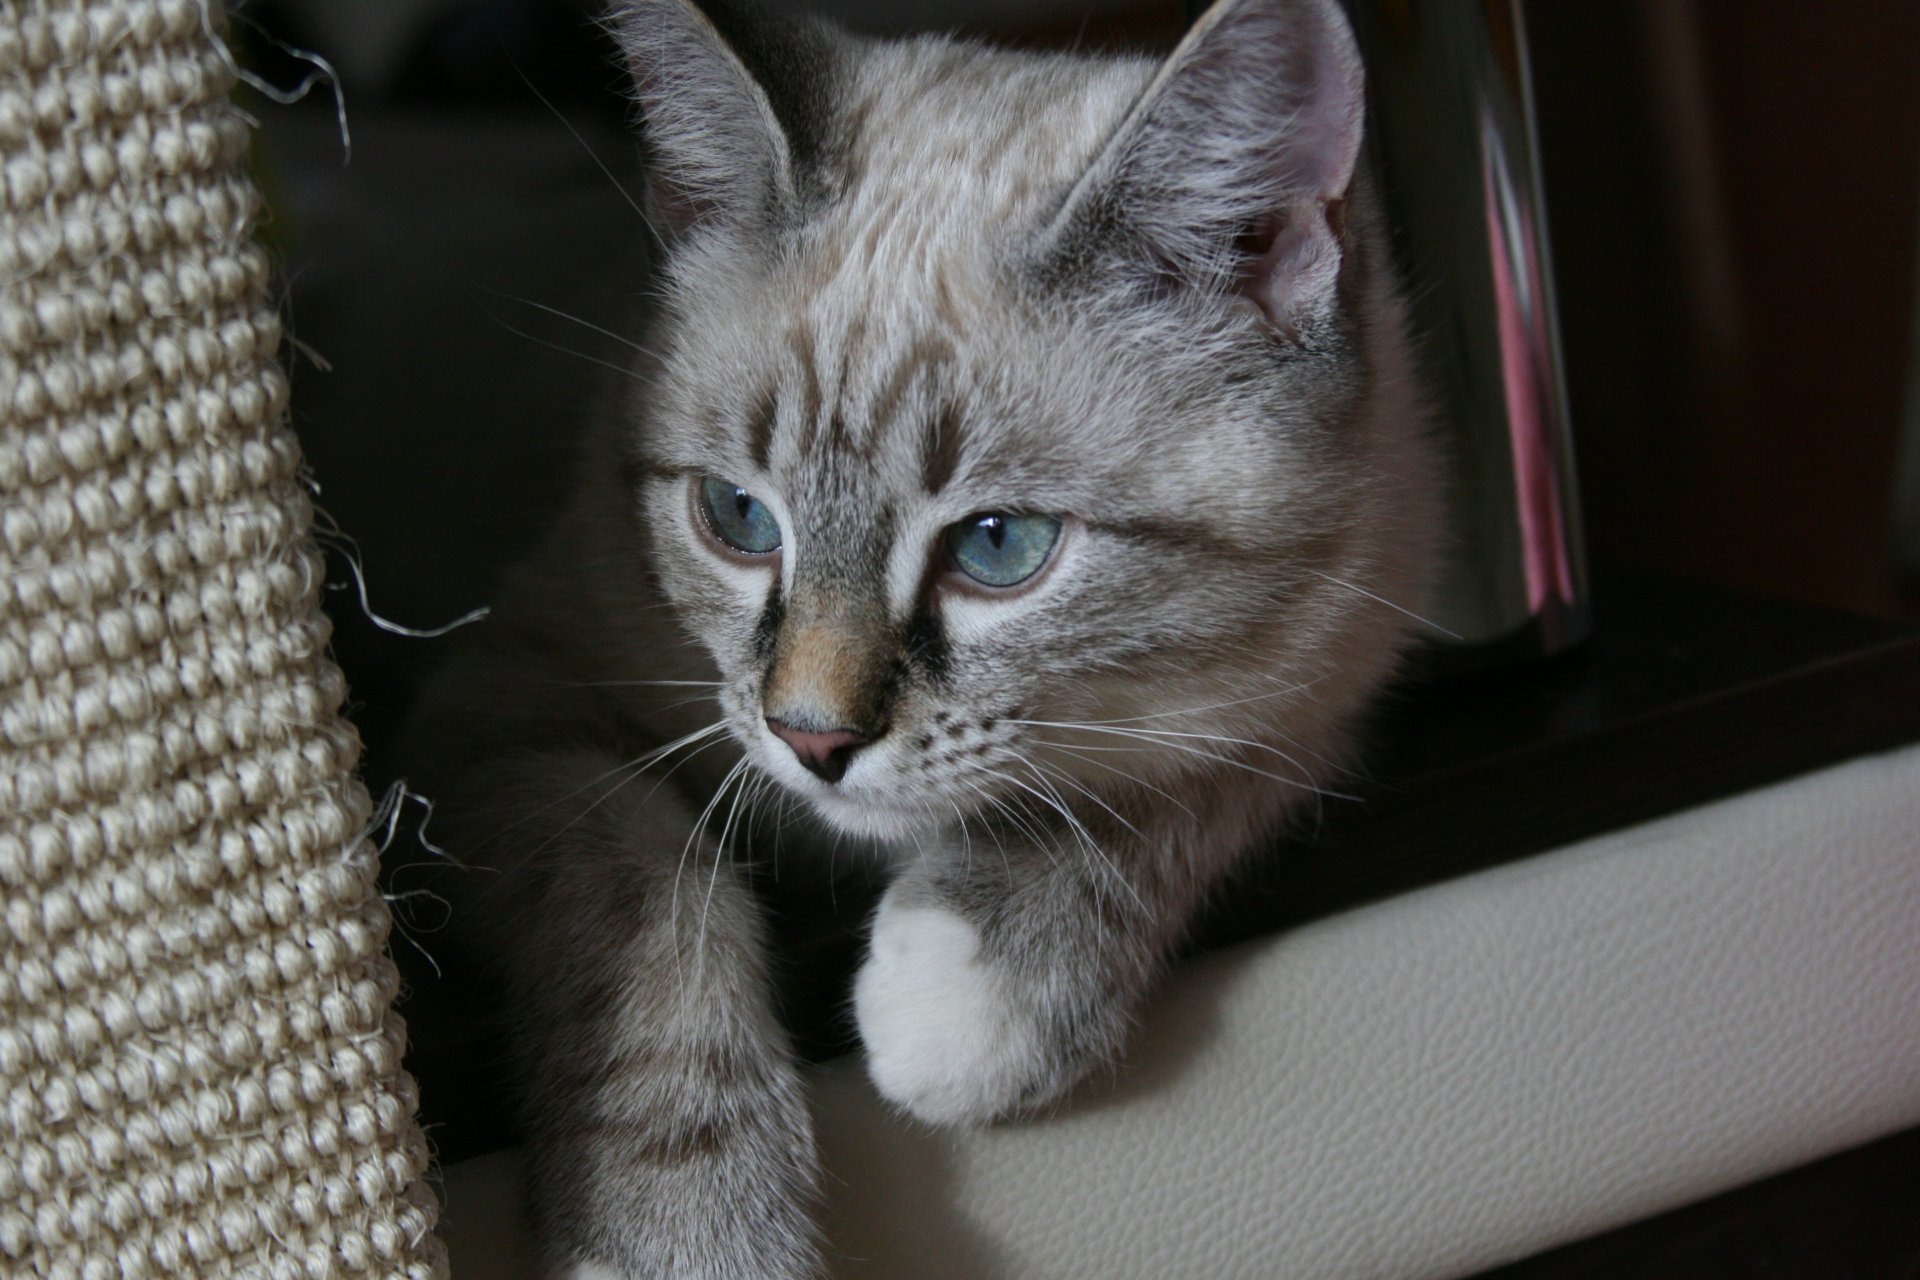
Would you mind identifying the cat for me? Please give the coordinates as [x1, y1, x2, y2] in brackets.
[400, 0, 1442, 1275]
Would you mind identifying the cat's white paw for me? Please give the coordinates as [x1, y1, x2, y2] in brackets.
[563, 1263, 624, 1280]
[854, 902, 1040, 1126]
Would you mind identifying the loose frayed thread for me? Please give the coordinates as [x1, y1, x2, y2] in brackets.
[204, 0, 353, 163]
[367, 778, 463, 869]
[336, 548, 492, 639]
[309, 507, 492, 639]
[365, 780, 464, 980]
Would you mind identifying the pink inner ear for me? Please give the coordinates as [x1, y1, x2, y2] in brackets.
[1246, 201, 1343, 338]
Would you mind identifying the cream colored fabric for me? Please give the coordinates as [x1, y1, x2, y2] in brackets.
[1, 4, 444, 1276]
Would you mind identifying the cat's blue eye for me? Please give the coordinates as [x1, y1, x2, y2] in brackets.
[699, 477, 782, 556]
[944, 512, 1061, 588]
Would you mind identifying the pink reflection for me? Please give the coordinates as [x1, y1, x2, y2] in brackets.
[1483, 110, 1578, 614]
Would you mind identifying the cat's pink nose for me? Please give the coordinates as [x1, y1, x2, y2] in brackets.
[765, 718, 869, 783]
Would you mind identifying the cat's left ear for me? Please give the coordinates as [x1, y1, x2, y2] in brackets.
[1038, 0, 1365, 339]
[607, 0, 833, 245]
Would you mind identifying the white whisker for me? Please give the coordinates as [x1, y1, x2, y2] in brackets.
[1026, 757, 1145, 841]
[671, 757, 752, 999]
[945, 798, 976, 880]
[1055, 675, 1324, 728]
[1022, 741, 1199, 821]
[1014, 719, 1357, 802]
[500, 720, 729, 850]
[1304, 568, 1458, 639]
[555, 679, 724, 690]
[510, 60, 660, 245]
[481, 288, 661, 360]
[700, 759, 761, 958]
[483, 310, 653, 386]
[966, 775, 1055, 872]
[950, 776, 1017, 883]
[1001, 767, 1143, 917]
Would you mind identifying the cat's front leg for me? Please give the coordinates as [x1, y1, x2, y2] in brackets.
[853, 804, 1205, 1126]
[528, 919, 821, 1280]
[483, 754, 825, 1280]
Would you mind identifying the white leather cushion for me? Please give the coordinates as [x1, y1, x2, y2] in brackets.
[812, 741, 1920, 1278]
[436, 742, 1920, 1278]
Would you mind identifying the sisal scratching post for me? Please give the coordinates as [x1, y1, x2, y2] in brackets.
[1, 3, 446, 1275]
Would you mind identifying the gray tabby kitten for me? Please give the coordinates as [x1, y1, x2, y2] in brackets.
[405, 0, 1440, 1274]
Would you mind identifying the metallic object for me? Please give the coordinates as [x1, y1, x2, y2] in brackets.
[1349, 0, 1591, 655]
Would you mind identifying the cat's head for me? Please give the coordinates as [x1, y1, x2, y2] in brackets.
[611, 0, 1439, 839]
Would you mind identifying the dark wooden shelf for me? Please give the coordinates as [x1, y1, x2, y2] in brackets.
[1204, 574, 1920, 947]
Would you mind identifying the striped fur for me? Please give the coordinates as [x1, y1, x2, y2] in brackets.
[404, 1, 1442, 1275]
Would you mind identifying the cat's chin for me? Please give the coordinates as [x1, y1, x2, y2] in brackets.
[802, 789, 945, 842]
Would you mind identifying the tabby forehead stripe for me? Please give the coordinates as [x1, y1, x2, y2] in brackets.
[922, 400, 964, 495]
[1088, 516, 1260, 560]
[826, 312, 871, 452]
[622, 455, 680, 494]
[745, 384, 777, 472]
[868, 334, 953, 449]
[787, 322, 823, 452]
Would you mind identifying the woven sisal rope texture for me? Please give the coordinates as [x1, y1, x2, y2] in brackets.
[1, 3, 447, 1276]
